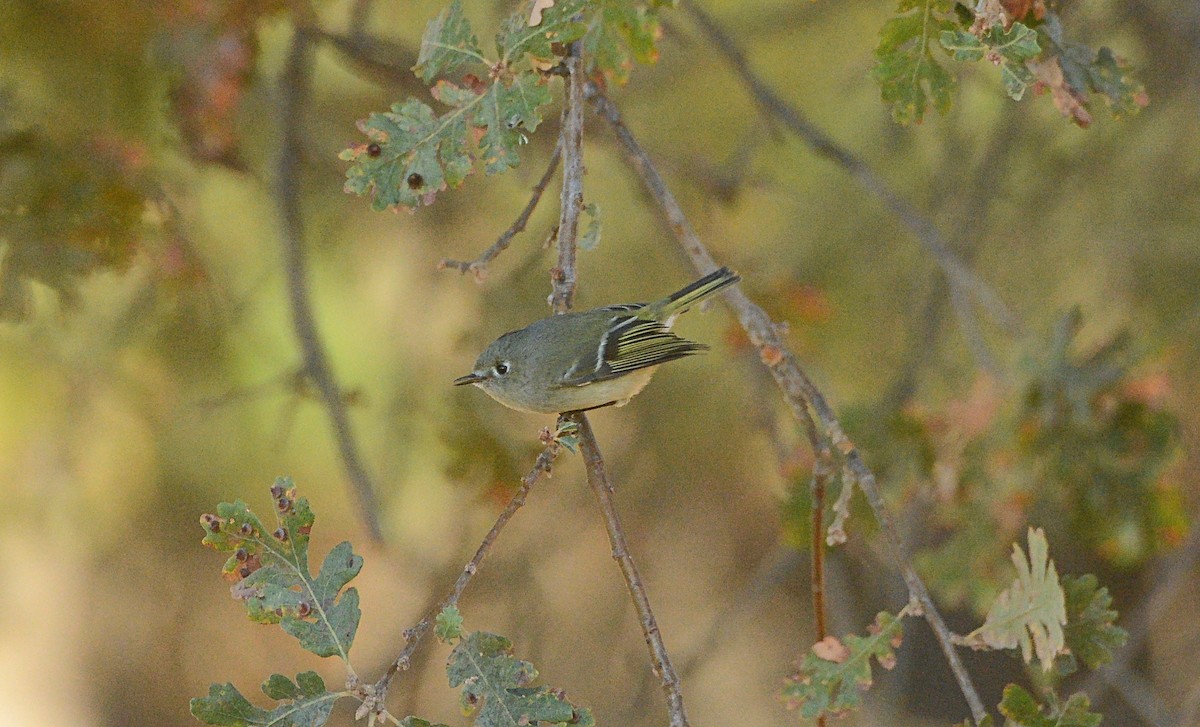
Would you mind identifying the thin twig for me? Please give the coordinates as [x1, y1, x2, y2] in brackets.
[811, 456, 831, 640]
[683, 0, 1022, 339]
[571, 413, 692, 727]
[366, 435, 564, 712]
[588, 85, 989, 723]
[277, 25, 384, 542]
[549, 43, 585, 314]
[439, 142, 563, 278]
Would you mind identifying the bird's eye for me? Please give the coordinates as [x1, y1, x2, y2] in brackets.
[494, 362, 510, 376]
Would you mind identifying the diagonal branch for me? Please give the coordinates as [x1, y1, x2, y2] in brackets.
[587, 84, 989, 724]
[440, 142, 563, 279]
[367, 433, 564, 713]
[683, 0, 1022, 339]
[277, 25, 383, 542]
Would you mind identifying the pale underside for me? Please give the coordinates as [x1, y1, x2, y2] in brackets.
[476, 366, 657, 414]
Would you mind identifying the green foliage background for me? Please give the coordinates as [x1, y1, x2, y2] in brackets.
[0, 0, 1197, 725]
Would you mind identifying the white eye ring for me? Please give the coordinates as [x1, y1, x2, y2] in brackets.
[494, 361, 510, 376]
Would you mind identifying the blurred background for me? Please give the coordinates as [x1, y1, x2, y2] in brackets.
[1, 0, 1198, 724]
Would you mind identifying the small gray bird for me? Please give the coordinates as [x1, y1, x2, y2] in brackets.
[453, 267, 740, 413]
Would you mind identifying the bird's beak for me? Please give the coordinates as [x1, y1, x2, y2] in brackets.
[453, 372, 486, 386]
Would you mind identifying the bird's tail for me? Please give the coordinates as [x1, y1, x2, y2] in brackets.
[652, 267, 740, 319]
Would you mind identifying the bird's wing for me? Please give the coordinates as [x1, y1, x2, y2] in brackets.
[558, 314, 707, 387]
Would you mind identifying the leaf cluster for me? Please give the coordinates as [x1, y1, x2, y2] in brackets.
[192, 483, 593, 727]
[872, 0, 1147, 125]
[341, 0, 669, 211]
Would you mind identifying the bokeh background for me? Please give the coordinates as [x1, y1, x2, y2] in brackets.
[1, 0, 1198, 724]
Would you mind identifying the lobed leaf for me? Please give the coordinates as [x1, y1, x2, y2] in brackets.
[1040, 15, 1148, 124]
[497, 0, 588, 63]
[1060, 573, 1127, 673]
[998, 684, 1102, 727]
[583, 0, 664, 85]
[199, 477, 363, 661]
[190, 672, 340, 727]
[782, 611, 905, 719]
[940, 23, 1040, 100]
[414, 0, 485, 83]
[436, 605, 465, 642]
[961, 528, 1066, 670]
[872, 0, 958, 124]
[447, 631, 595, 727]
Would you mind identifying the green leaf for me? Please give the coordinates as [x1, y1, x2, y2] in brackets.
[190, 673, 340, 727]
[200, 478, 363, 661]
[343, 73, 556, 210]
[961, 528, 1066, 670]
[399, 719, 452, 727]
[414, 0, 486, 83]
[782, 611, 905, 719]
[497, 0, 588, 63]
[941, 23, 1040, 100]
[583, 0, 663, 85]
[1061, 574, 1128, 672]
[436, 605, 465, 642]
[998, 685, 1102, 727]
[579, 203, 601, 251]
[1086, 47, 1148, 118]
[553, 420, 580, 453]
[872, 0, 958, 124]
[939, 29, 985, 62]
[447, 631, 595, 727]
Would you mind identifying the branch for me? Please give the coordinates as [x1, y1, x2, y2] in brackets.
[549, 43, 585, 314]
[366, 434, 564, 712]
[553, 47, 690, 726]
[439, 142, 563, 279]
[682, 0, 1022, 339]
[277, 25, 384, 542]
[588, 85, 989, 724]
[570, 413, 692, 727]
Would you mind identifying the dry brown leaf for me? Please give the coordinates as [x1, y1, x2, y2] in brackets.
[1030, 57, 1094, 127]
[812, 635, 850, 663]
[529, 0, 555, 27]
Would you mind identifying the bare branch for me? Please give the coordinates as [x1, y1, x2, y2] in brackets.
[587, 85, 989, 723]
[277, 26, 383, 542]
[367, 434, 564, 711]
[683, 0, 1022, 339]
[440, 142, 563, 279]
[549, 44, 585, 314]
[571, 413, 692, 727]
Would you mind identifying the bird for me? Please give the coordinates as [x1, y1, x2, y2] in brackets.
[453, 267, 740, 413]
